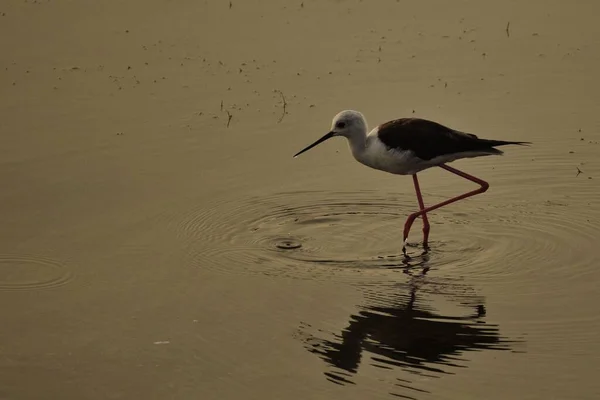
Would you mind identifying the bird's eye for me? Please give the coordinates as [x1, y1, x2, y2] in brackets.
[336, 122, 346, 129]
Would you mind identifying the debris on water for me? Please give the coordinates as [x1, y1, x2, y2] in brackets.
[276, 239, 302, 250]
[225, 110, 233, 128]
[274, 89, 287, 123]
[153, 341, 170, 345]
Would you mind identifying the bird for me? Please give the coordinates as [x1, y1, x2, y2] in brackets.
[293, 110, 530, 256]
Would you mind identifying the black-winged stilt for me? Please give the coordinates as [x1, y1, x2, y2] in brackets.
[293, 110, 530, 255]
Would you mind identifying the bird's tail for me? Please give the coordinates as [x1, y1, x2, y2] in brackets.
[482, 139, 532, 148]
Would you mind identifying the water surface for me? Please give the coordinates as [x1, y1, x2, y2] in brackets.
[1, 0, 600, 399]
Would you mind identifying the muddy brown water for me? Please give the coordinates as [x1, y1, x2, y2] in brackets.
[1, 1, 600, 399]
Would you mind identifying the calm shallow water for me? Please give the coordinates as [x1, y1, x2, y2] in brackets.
[2, 1, 600, 399]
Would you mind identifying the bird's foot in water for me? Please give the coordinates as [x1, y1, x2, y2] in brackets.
[403, 239, 430, 258]
[402, 238, 410, 258]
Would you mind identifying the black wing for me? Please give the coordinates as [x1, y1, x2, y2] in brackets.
[377, 118, 527, 160]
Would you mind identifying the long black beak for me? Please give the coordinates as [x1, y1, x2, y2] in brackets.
[293, 131, 335, 158]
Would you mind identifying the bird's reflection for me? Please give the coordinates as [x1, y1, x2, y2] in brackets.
[299, 251, 516, 397]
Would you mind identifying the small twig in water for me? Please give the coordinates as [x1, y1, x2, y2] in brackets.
[576, 166, 583, 177]
[506, 22, 510, 38]
[220, 100, 223, 111]
[226, 110, 232, 128]
[275, 89, 287, 123]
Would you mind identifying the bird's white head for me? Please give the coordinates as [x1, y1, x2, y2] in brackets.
[293, 110, 368, 158]
[330, 110, 368, 138]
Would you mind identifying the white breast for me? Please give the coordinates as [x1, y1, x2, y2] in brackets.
[352, 134, 422, 175]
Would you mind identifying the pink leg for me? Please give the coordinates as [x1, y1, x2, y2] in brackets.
[412, 174, 430, 247]
[403, 164, 490, 255]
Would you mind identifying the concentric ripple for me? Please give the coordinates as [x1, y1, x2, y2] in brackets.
[170, 191, 484, 281]
[449, 200, 599, 293]
[0, 255, 73, 291]
[168, 189, 599, 284]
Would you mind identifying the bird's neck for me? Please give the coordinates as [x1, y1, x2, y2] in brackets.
[346, 132, 368, 159]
